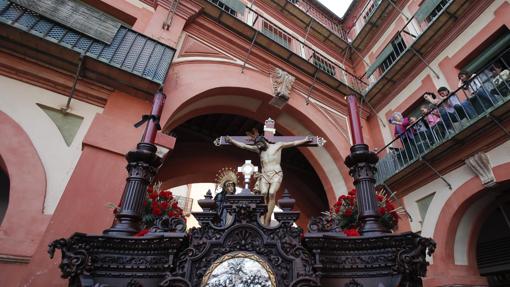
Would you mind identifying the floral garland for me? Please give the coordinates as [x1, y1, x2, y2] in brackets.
[329, 188, 401, 236]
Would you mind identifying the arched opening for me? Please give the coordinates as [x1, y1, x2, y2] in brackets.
[0, 157, 9, 225]
[158, 113, 329, 227]
[476, 194, 510, 287]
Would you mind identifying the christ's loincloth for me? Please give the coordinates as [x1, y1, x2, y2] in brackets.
[254, 170, 283, 194]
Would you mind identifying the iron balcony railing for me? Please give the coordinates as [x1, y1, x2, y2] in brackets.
[347, 0, 383, 41]
[362, 0, 453, 85]
[290, 0, 348, 41]
[0, 0, 175, 85]
[375, 52, 510, 184]
[204, 0, 367, 93]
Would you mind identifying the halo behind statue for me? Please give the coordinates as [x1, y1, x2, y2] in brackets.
[214, 167, 240, 191]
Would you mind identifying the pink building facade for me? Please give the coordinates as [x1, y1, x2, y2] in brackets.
[0, 0, 509, 286]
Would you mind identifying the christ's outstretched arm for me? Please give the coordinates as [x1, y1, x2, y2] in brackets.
[226, 136, 259, 152]
[279, 136, 313, 149]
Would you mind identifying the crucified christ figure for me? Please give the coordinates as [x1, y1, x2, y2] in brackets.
[225, 131, 313, 226]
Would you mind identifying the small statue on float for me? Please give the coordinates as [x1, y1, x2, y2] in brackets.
[213, 167, 239, 226]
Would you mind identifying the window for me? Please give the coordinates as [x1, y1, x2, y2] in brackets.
[363, 0, 382, 22]
[208, 0, 237, 16]
[312, 53, 336, 77]
[425, 0, 451, 23]
[379, 34, 407, 74]
[261, 21, 292, 49]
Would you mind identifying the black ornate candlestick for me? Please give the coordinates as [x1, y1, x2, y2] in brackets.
[104, 90, 166, 236]
[344, 95, 387, 236]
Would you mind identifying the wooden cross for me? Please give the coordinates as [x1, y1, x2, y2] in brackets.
[214, 118, 326, 147]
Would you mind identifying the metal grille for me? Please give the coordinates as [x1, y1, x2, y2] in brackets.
[0, 1, 175, 84]
[61, 31, 80, 47]
[261, 20, 292, 49]
[313, 53, 336, 77]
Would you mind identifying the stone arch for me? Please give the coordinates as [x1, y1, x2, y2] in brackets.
[0, 112, 49, 257]
[161, 61, 354, 204]
[425, 162, 510, 286]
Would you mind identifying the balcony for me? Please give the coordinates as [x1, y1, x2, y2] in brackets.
[0, 1, 175, 101]
[267, 0, 349, 52]
[348, 0, 394, 51]
[198, 0, 366, 96]
[375, 54, 510, 189]
[361, 0, 474, 107]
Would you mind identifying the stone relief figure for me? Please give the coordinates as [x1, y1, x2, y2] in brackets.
[225, 129, 312, 226]
[214, 167, 239, 226]
[270, 68, 295, 109]
[272, 68, 295, 99]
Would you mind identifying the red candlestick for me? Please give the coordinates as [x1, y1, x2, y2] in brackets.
[347, 95, 365, 145]
[143, 90, 166, 144]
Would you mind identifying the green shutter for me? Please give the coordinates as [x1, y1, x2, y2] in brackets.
[366, 43, 394, 77]
[222, 0, 245, 14]
[464, 33, 510, 74]
[414, 0, 443, 22]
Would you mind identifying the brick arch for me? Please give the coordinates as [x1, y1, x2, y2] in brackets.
[425, 162, 510, 286]
[161, 61, 355, 204]
[0, 112, 50, 258]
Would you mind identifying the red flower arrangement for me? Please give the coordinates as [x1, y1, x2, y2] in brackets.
[330, 188, 401, 236]
[110, 182, 185, 236]
[142, 183, 184, 228]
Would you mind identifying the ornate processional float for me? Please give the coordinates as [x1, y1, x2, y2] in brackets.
[49, 92, 435, 287]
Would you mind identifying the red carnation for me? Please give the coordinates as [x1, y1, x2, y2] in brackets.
[147, 186, 154, 194]
[344, 208, 353, 217]
[376, 194, 384, 201]
[385, 201, 395, 211]
[334, 206, 340, 213]
[149, 192, 158, 200]
[152, 207, 162, 216]
[172, 202, 179, 209]
[168, 210, 176, 217]
[378, 207, 386, 215]
[343, 228, 360, 237]
[348, 189, 357, 196]
[161, 201, 169, 209]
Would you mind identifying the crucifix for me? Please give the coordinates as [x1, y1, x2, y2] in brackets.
[214, 118, 326, 226]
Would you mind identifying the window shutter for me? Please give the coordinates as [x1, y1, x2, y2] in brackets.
[464, 33, 510, 74]
[11, 0, 121, 44]
[414, 0, 443, 23]
[366, 44, 394, 77]
[221, 0, 245, 14]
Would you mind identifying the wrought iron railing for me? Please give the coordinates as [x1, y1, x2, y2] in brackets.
[362, 0, 453, 83]
[375, 52, 510, 184]
[205, 0, 367, 93]
[347, 0, 383, 40]
[290, 0, 348, 41]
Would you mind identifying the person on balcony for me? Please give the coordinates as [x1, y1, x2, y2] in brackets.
[458, 71, 497, 114]
[420, 105, 445, 142]
[389, 112, 416, 162]
[490, 63, 510, 98]
[424, 89, 476, 132]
